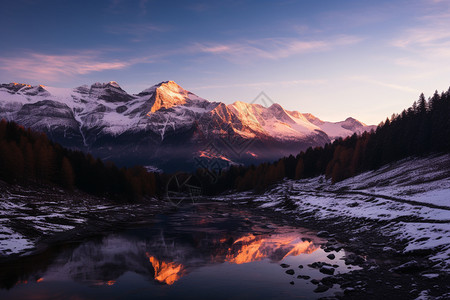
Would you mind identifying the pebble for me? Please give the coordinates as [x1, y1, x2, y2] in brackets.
[344, 287, 355, 295]
[382, 246, 396, 253]
[320, 276, 337, 287]
[320, 266, 335, 275]
[286, 269, 295, 275]
[308, 261, 331, 269]
[314, 284, 329, 293]
[389, 260, 425, 273]
[345, 253, 365, 265]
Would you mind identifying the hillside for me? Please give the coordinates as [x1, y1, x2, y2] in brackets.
[212, 154, 450, 298]
[0, 120, 158, 202]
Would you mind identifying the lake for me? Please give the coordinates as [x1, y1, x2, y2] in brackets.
[0, 202, 358, 299]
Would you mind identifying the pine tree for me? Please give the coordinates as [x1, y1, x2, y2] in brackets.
[295, 158, 304, 179]
[418, 93, 427, 114]
[61, 157, 75, 190]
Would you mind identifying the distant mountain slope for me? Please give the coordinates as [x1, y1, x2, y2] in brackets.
[0, 81, 374, 171]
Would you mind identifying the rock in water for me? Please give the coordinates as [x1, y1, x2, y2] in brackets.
[314, 284, 330, 293]
[320, 266, 335, 275]
[285, 269, 295, 275]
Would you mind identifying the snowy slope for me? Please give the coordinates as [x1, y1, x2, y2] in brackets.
[303, 113, 376, 140]
[213, 154, 450, 272]
[225, 102, 320, 140]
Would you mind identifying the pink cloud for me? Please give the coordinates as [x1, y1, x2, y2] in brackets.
[392, 7, 450, 69]
[192, 35, 363, 62]
[0, 51, 131, 81]
[350, 77, 420, 94]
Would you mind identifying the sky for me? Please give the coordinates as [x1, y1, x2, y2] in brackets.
[1, 0, 450, 124]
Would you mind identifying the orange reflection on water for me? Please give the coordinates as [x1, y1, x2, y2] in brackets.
[283, 240, 317, 258]
[226, 233, 318, 264]
[146, 253, 186, 285]
[15, 280, 28, 286]
[91, 280, 116, 286]
[106, 280, 115, 286]
[227, 235, 265, 264]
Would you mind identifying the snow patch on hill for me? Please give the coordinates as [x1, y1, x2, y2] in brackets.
[213, 154, 450, 272]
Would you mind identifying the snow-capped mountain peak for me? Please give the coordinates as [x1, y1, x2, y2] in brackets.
[302, 113, 324, 125]
[138, 81, 192, 97]
[341, 117, 365, 128]
[2, 82, 50, 97]
[137, 80, 211, 114]
[0, 80, 375, 171]
[107, 81, 121, 88]
[86, 81, 132, 103]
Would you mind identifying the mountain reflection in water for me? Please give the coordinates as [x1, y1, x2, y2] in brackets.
[0, 203, 351, 299]
[147, 254, 186, 285]
[143, 232, 318, 285]
[226, 233, 317, 265]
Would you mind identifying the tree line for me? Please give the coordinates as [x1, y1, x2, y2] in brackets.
[1, 88, 449, 200]
[0, 120, 158, 202]
[199, 88, 450, 193]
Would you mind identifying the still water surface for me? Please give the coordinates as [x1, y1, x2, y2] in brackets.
[0, 202, 357, 299]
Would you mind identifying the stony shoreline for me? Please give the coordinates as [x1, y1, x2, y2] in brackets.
[230, 197, 448, 299]
[1, 155, 449, 299]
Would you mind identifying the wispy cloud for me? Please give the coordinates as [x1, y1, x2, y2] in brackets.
[393, 26, 450, 52]
[291, 25, 321, 35]
[191, 35, 363, 62]
[350, 77, 420, 94]
[192, 79, 327, 90]
[392, 4, 450, 64]
[0, 51, 136, 82]
[105, 23, 168, 42]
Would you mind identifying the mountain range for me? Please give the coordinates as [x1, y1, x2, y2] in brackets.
[0, 81, 375, 172]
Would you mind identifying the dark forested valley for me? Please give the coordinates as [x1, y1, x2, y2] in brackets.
[1, 89, 449, 200]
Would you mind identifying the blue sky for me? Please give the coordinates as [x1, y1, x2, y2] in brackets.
[1, 0, 450, 124]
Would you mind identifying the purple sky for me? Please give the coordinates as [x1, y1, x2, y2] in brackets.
[1, 0, 450, 124]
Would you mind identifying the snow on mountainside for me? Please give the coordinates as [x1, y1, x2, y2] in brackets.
[226, 102, 320, 140]
[0, 81, 373, 141]
[0, 81, 375, 170]
[302, 113, 375, 140]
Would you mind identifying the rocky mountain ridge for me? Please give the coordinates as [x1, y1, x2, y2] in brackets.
[0, 81, 375, 171]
